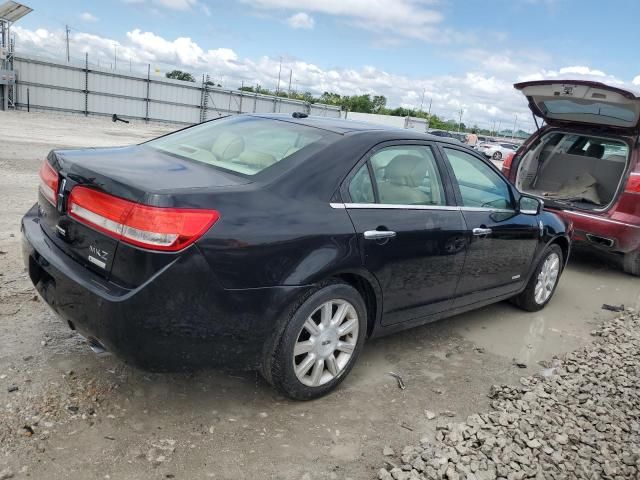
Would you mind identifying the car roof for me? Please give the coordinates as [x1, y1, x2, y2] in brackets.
[250, 113, 463, 145]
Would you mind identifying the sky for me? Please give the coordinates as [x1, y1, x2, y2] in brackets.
[8, 0, 640, 132]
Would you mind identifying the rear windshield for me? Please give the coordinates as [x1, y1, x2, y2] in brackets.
[540, 99, 636, 124]
[146, 116, 327, 176]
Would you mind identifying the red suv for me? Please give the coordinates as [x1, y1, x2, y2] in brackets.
[503, 80, 640, 275]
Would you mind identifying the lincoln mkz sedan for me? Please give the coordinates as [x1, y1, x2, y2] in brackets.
[22, 114, 572, 399]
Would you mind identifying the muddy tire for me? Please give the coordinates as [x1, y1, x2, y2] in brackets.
[492, 151, 502, 161]
[263, 281, 366, 400]
[512, 244, 563, 312]
[623, 250, 640, 276]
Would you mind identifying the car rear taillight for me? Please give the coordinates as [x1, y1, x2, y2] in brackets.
[39, 159, 59, 206]
[502, 152, 515, 176]
[67, 186, 220, 251]
[503, 152, 515, 169]
[624, 174, 640, 194]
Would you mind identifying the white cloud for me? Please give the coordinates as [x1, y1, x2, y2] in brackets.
[121, 0, 198, 9]
[154, 0, 198, 9]
[80, 12, 99, 22]
[287, 12, 314, 29]
[242, 0, 461, 43]
[14, 25, 639, 132]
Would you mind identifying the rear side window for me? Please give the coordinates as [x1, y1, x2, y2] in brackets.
[443, 148, 514, 210]
[348, 164, 374, 203]
[347, 145, 446, 206]
[146, 116, 327, 176]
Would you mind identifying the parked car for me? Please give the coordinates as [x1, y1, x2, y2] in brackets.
[429, 130, 464, 143]
[502, 80, 640, 276]
[23, 113, 571, 400]
[478, 142, 519, 160]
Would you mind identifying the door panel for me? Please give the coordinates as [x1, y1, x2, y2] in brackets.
[343, 144, 467, 325]
[440, 147, 539, 304]
[346, 207, 467, 325]
[455, 209, 538, 304]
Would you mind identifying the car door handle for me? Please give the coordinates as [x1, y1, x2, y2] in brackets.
[472, 227, 492, 236]
[364, 230, 396, 240]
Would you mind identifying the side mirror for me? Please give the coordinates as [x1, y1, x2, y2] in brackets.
[519, 195, 543, 215]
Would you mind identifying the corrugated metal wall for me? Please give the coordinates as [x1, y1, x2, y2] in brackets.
[11, 54, 341, 124]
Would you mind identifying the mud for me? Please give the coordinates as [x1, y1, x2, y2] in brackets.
[0, 111, 639, 479]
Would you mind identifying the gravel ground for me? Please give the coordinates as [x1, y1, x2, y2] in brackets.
[378, 309, 640, 480]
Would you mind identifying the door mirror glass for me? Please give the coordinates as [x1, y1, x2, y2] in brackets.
[519, 195, 542, 215]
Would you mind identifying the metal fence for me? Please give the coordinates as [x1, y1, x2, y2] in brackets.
[10, 53, 342, 124]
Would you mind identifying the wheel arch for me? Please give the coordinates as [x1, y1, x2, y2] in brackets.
[549, 234, 571, 267]
[331, 270, 382, 338]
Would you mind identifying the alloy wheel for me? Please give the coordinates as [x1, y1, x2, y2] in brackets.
[534, 252, 560, 304]
[493, 151, 502, 160]
[292, 299, 359, 387]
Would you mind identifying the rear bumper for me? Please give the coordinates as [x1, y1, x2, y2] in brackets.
[21, 204, 310, 371]
[553, 209, 640, 254]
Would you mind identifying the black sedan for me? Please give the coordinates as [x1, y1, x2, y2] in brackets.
[22, 113, 572, 400]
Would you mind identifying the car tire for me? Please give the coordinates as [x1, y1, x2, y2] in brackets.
[623, 249, 640, 276]
[263, 281, 367, 400]
[493, 151, 502, 160]
[512, 244, 563, 312]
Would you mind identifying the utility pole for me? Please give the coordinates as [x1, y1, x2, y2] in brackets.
[113, 43, 118, 70]
[65, 25, 70, 62]
[419, 88, 425, 113]
[287, 69, 292, 98]
[512, 114, 518, 140]
[458, 108, 464, 133]
[275, 56, 282, 95]
[425, 98, 432, 132]
[496, 120, 501, 138]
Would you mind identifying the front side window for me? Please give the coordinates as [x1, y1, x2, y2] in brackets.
[443, 148, 513, 210]
[146, 116, 327, 176]
[368, 145, 446, 206]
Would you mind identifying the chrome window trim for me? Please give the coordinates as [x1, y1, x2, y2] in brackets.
[330, 202, 516, 214]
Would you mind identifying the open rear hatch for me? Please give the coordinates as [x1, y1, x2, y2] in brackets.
[514, 80, 640, 133]
[37, 145, 248, 286]
[513, 80, 639, 211]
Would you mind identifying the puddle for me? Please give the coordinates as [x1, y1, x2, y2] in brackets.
[449, 254, 640, 363]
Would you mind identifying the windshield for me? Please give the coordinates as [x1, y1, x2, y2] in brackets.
[146, 116, 327, 176]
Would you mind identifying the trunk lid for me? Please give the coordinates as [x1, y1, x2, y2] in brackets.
[39, 145, 248, 281]
[514, 80, 640, 133]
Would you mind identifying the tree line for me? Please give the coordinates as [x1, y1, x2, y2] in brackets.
[165, 69, 526, 136]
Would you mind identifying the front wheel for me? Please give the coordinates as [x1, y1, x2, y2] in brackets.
[512, 244, 563, 312]
[264, 282, 366, 400]
[492, 151, 503, 160]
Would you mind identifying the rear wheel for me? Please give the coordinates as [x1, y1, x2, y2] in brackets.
[264, 282, 366, 400]
[512, 244, 563, 312]
[492, 151, 503, 160]
[623, 249, 640, 276]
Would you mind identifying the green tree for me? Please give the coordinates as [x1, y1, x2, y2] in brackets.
[165, 70, 196, 82]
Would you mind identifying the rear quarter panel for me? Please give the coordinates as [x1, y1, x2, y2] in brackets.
[195, 188, 360, 289]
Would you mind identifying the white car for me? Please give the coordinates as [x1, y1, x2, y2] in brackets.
[477, 142, 519, 161]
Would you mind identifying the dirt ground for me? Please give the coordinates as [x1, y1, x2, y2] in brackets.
[1, 111, 639, 480]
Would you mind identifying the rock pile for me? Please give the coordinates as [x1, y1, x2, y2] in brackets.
[378, 310, 640, 480]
